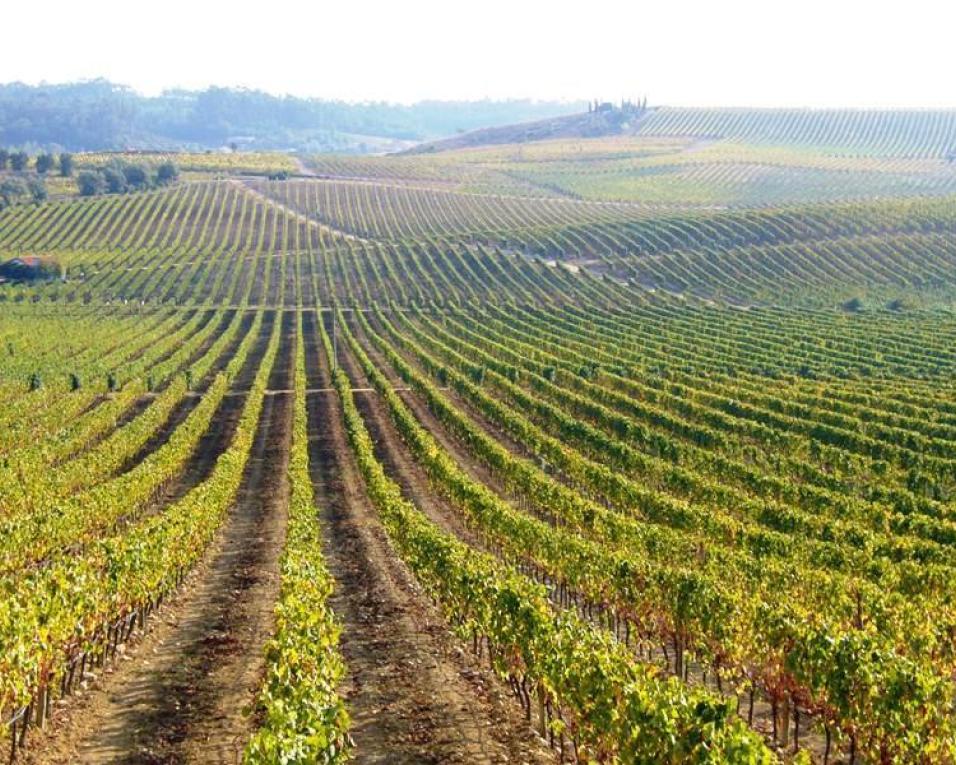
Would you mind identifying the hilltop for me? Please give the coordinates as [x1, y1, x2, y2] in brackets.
[405, 104, 956, 158]
[404, 101, 651, 153]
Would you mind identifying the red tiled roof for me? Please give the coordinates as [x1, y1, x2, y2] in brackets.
[5, 256, 42, 268]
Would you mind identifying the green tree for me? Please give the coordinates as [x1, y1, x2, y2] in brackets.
[58, 152, 74, 177]
[26, 177, 47, 204]
[9, 151, 29, 172]
[0, 149, 8, 170]
[843, 296, 865, 313]
[156, 161, 179, 184]
[122, 163, 149, 188]
[77, 170, 104, 196]
[0, 177, 27, 208]
[102, 166, 127, 194]
[35, 153, 55, 174]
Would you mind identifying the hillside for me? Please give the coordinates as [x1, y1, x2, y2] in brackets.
[4, 133, 956, 765]
[635, 106, 956, 157]
[405, 105, 956, 160]
[0, 80, 585, 153]
[403, 103, 651, 153]
[3, 162, 956, 307]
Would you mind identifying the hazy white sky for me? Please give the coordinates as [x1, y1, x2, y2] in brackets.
[3, 0, 954, 107]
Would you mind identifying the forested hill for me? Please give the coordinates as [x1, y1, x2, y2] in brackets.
[0, 80, 584, 153]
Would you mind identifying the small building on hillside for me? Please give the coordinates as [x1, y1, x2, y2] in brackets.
[0, 255, 62, 282]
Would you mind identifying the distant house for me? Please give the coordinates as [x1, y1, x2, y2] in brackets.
[0, 255, 61, 281]
[6, 256, 42, 269]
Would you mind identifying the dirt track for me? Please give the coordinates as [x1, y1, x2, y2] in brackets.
[22, 308, 554, 764]
[302, 311, 553, 764]
[24, 311, 293, 764]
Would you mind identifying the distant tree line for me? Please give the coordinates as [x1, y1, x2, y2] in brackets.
[0, 149, 69, 210]
[0, 80, 586, 152]
[77, 160, 178, 196]
[0, 150, 73, 176]
[0, 175, 46, 209]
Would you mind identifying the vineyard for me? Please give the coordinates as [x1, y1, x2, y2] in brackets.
[633, 108, 956, 158]
[2, 118, 956, 764]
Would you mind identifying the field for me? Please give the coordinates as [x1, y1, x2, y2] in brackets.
[2, 110, 956, 764]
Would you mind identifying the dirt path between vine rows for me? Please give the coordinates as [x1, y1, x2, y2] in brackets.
[25, 311, 294, 765]
[302, 311, 554, 765]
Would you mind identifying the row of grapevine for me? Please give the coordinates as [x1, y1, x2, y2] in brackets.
[245, 311, 350, 763]
[356, 306, 956, 761]
[0, 181, 346, 255]
[324, 311, 774, 762]
[0, 310, 251, 572]
[0, 310, 279, 733]
[635, 107, 956, 157]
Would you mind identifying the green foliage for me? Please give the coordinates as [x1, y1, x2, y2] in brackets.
[0, 312, 276, 723]
[245, 315, 350, 764]
[9, 151, 28, 172]
[58, 152, 73, 177]
[26, 177, 46, 204]
[0, 177, 27, 208]
[156, 161, 178, 185]
[887, 295, 918, 312]
[842, 296, 865, 312]
[34, 153, 55, 174]
[329, 312, 772, 763]
[102, 166, 127, 194]
[122, 163, 149, 189]
[0, 80, 584, 151]
[75, 159, 175, 197]
[77, 170, 105, 196]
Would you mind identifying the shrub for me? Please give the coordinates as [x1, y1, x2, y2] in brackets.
[156, 161, 179, 184]
[77, 171, 105, 196]
[59, 153, 74, 177]
[35, 153, 55, 174]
